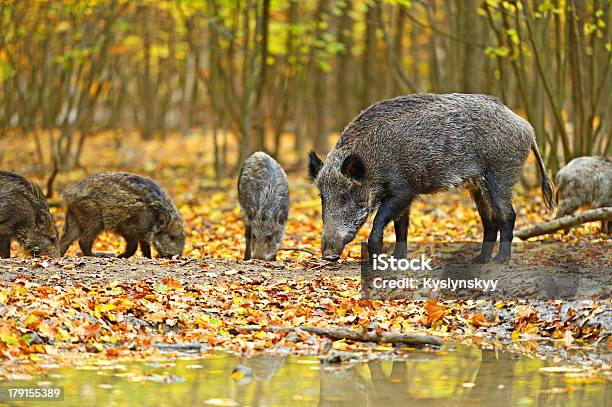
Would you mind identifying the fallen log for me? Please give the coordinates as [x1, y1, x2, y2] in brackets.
[153, 342, 206, 352]
[234, 325, 442, 346]
[514, 207, 612, 240]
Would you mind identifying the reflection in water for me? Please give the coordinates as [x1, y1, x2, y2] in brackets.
[1, 346, 608, 406]
[319, 363, 371, 406]
[233, 354, 287, 406]
[462, 350, 516, 406]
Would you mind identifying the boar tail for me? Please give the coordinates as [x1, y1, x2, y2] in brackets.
[530, 136, 555, 211]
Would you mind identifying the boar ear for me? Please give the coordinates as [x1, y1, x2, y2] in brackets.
[151, 203, 170, 228]
[341, 154, 365, 181]
[34, 208, 52, 227]
[276, 205, 288, 225]
[308, 151, 323, 181]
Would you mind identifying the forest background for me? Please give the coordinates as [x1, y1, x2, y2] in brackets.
[0, 0, 610, 180]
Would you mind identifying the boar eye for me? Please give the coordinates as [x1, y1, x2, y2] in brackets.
[265, 235, 273, 243]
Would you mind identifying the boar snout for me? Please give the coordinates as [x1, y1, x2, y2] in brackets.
[30, 242, 60, 258]
[321, 233, 349, 261]
[322, 252, 340, 262]
[255, 251, 277, 261]
[153, 232, 185, 258]
[251, 241, 278, 261]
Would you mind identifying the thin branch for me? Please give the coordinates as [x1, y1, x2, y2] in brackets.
[407, 2, 488, 49]
[45, 156, 59, 198]
[520, 0, 571, 157]
[514, 207, 612, 239]
[278, 247, 316, 256]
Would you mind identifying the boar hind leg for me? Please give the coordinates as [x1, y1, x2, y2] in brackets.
[471, 188, 498, 264]
[369, 191, 415, 261]
[392, 212, 409, 259]
[244, 223, 252, 260]
[140, 241, 152, 258]
[493, 207, 516, 264]
[0, 238, 10, 258]
[118, 237, 138, 258]
[485, 176, 516, 264]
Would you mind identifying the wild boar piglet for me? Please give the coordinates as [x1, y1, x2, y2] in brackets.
[59, 172, 185, 258]
[238, 152, 289, 260]
[0, 171, 59, 258]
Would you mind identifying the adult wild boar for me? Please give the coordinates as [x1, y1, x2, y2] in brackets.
[0, 171, 59, 258]
[308, 93, 554, 263]
[59, 172, 185, 258]
[555, 156, 611, 233]
[238, 152, 289, 260]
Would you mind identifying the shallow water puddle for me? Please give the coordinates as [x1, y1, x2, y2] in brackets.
[1, 345, 608, 406]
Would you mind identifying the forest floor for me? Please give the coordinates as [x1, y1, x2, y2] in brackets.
[0, 132, 610, 380]
[0, 254, 610, 380]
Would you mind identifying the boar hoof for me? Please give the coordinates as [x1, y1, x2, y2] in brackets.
[322, 254, 340, 262]
[473, 253, 491, 264]
[493, 253, 510, 264]
[392, 247, 407, 260]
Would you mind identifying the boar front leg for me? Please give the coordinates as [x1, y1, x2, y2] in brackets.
[368, 190, 415, 262]
[59, 211, 80, 256]
[392, 212, 409, 259]
[555, 198, 580, 234]
[244, 223, 252, 260]
[140, 241, 152, 258]
[0, 238, 10, 258]
[118, 238, 138, 258]
[78, 230, 99, 257]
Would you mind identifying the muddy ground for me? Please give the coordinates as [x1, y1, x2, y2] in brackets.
[1, 240, 609, 287]
[0, 256, 357, 285]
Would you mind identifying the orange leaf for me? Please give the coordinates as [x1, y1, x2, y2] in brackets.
[162, 277, 183, 290]
[420, 299, 445, 327]
[468, 313, 490, 328]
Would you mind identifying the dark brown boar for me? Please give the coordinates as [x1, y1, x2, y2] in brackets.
[59, 172, 185, 258]
[309, 93, 554, 263]
[0, 171, 59, 258]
